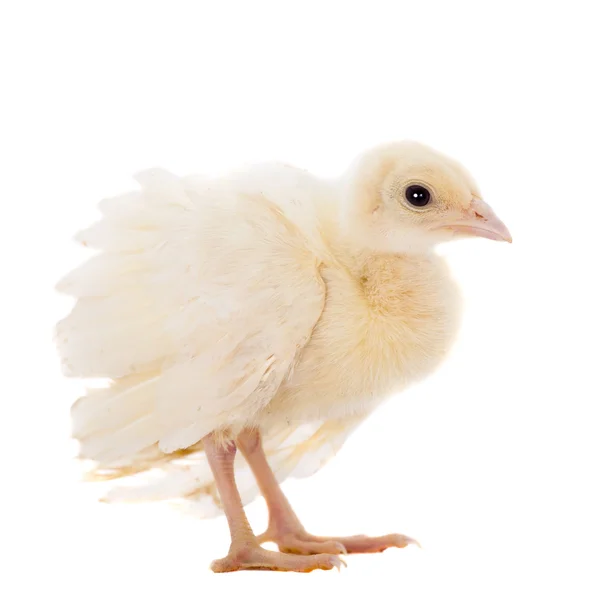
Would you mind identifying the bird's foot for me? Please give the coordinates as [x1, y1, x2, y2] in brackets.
[259, 528, 419, 555]
[210, 542, 346, 573]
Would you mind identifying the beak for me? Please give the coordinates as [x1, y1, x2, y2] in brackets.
[442, 197, 512, 243]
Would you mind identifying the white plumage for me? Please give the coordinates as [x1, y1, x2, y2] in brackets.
[56, 142, 509, 524]
[57, 163, 357, 512]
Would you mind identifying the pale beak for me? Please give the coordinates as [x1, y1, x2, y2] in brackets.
[441, 197, 512, 243]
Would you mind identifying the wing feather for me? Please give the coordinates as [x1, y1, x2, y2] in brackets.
[57, 166, 326, 461]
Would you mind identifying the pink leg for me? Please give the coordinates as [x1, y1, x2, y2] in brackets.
[203, 433, 345, 572]
[236, 429, 419, 555]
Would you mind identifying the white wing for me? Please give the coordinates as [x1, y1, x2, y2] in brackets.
[57, 167, 326, 462]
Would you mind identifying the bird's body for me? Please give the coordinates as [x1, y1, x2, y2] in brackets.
[56, 142, 510, 571]
[266, 250, 460, 427]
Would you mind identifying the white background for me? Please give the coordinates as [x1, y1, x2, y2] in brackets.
[1, 1, 599, 598]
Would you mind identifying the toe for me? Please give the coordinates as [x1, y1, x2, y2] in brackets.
[256, 530, 273, 545]
[210, 555, 237, 573]
[280, 537, 347, 556]
[324, 554, 346, 571]
[315, 532, 420, 554]
[210, 546, 346, 573]
[387, 533, 421, 549]
[279, 552, 346, 572]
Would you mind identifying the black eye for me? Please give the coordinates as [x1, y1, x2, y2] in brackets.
[405, 185, 431, 207]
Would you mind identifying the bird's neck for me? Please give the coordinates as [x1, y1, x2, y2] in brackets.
[318, 192, 434, 280]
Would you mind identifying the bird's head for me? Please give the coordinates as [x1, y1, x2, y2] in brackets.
[340, 141, 511, 254]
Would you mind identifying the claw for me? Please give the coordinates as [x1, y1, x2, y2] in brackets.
[337, 543, 348, 555]
[394, 534, 421, 549]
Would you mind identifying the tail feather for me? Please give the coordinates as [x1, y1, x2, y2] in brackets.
[78, 393, 361, 517]
[78, 414, 162, 464]
[72, 375, 158, 441]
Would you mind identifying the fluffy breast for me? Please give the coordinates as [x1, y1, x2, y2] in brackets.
[262, 253, 461, 425]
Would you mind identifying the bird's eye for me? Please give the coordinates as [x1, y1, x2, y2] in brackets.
[405, 185, 431, 207]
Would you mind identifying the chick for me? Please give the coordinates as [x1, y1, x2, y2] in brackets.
[56, 141, 511, 573]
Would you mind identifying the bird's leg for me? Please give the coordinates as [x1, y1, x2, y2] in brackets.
[203, 433, 345, 572]
[236, 428, 418, 555]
